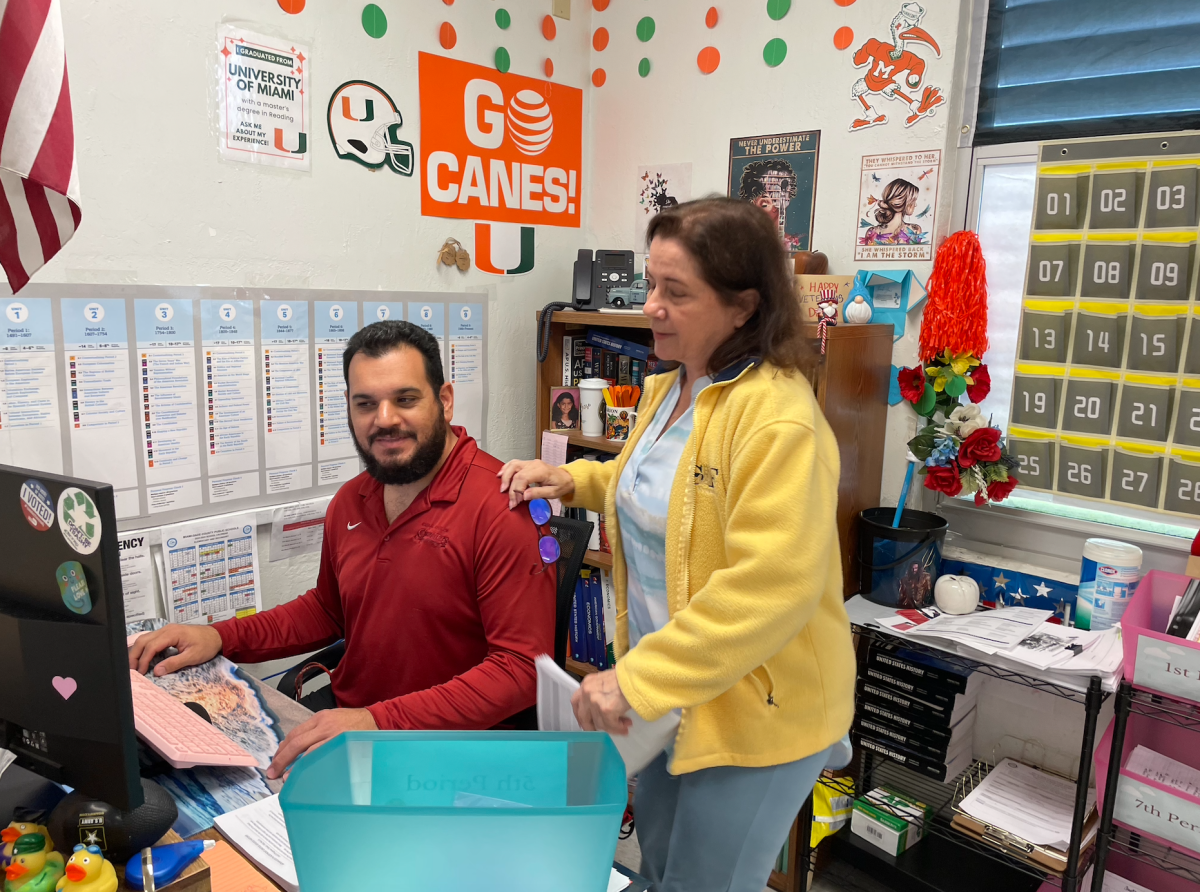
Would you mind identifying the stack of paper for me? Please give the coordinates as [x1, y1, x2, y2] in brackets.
[1125, 745, 1200, 798]
[958, 759, 1095, 850]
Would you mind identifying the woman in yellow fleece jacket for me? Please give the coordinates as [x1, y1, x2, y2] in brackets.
[500, 198, 855, 892]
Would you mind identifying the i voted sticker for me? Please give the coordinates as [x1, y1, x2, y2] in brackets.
[58, 487, 101, 555]
[57, 561, 92, 615]
[20, 479, 54, 531]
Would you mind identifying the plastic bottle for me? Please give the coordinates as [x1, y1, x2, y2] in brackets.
[1076, 538, 1142, 630]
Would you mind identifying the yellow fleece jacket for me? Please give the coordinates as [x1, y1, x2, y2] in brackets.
[564, 360, 856, 774]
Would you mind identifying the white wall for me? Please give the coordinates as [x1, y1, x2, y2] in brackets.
[586, 0, 971, 506]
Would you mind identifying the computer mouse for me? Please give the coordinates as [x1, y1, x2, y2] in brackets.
[182, 702, 211, 724]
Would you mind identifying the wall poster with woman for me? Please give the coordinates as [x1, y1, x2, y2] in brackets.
[854, 149, 941, 261]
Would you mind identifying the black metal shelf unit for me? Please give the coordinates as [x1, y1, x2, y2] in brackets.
[798, 619, 1110, 892]
[1090, 681, 1200, 890]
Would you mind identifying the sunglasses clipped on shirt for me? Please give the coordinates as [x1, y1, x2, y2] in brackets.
[529, 498, 561, 564]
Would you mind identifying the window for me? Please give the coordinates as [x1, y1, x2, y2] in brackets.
[963, 145, 1198, 539]
[975, 0, 1200, 145]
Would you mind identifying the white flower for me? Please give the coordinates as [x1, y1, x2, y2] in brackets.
[942, 404, 987, 437]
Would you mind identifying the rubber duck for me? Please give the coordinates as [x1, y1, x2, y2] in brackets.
[1, 815, 53, 870]
[53, 846, 114, 892]
[4, 834, 64, 892]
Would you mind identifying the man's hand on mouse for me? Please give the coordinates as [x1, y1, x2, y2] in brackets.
[128, 624, 223, 676]
[267, 708, 378, 779]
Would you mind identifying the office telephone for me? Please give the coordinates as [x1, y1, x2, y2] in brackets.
[538, 249, 640, 362]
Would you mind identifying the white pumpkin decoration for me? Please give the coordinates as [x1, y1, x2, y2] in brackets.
[934, 574, 981, 615]
[844, 294, 873, 324]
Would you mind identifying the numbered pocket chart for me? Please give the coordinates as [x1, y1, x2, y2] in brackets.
[1010, 132, 1200, 518]
[0, 285, 488, 527]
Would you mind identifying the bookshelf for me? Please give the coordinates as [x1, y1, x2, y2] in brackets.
[534, 309, 894, 595]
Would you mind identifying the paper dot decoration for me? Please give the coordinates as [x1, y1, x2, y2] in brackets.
[766, 0, 791, 20]
[636, 16, 656, 42]
[544, 58, 554, 77]
[495, 8, 511, 29]
[763, 37, 787, 67]
[277, 0, 305, 13]
[638, 57, 651, 77]
[833, 26, 854, 50]
[442, 0, 454, 5]
[697, 46, 720, 74]
[439, 21, 457, 49]
[834, 0, 857, 6]
[592, 68, 607, 87]
[593, 27, 609, 51]
[542, 15, 557, 40]
[593, 0, 610, 9]
[495, 46, 511, 73]
[362, 4, 387, 38]
[706, 7, 719, 28]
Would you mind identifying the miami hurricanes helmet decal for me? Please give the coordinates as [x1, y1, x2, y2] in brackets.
[327, 81, 414, 176]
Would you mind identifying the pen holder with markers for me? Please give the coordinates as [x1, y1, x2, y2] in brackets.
[603, 385, 640, 442]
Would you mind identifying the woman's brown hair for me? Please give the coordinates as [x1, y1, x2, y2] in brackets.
[645, 196, 813, 374]
[874, 179, 919, 227]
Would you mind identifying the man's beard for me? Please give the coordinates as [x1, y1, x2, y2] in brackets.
[352, 409, 449, 486]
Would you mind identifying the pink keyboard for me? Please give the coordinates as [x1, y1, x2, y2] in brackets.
[128, 670, 259, 769]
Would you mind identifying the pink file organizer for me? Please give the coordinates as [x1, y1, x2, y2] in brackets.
[1095, 707, 1200, 864]
[1121, 570, 1200, 706]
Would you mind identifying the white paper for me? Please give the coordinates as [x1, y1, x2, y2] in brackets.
[905, 607, 1053, 653]
[540, 431, 569, 515]
[449, 303, 484, 443]
[958, 758, 1095, 849]
[160, 513, 263, 624]
[269, 497, 331, 562]
[536, 655, 680, 779]
[213, 793, 299, 892]
[608, 869, 632, 892]
[262, 302, 313, 468]
[1125, 745, 1200, 798]
[0, 748, 15, 782]
[0, 298, 63, 474]
[217, 25, 311, 172]
[118, 531, 158, 621]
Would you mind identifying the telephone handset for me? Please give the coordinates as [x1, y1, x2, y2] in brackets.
[573, 249, 636, 309]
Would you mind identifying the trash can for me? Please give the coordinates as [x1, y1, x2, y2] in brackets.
[280, 731, 627, 892]
[857, 508, 948, 609]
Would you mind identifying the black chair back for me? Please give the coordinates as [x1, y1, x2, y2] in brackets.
[547, 515, 594, 668]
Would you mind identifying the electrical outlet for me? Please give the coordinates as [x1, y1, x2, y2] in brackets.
[553, 0, 570, 19]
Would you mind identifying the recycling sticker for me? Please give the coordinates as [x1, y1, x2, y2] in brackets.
[57, 487, 101, 555]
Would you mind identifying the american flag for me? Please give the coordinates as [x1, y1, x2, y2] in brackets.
[0, 0, 80, 293]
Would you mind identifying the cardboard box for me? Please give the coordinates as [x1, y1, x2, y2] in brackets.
[850, 787, 933, 856]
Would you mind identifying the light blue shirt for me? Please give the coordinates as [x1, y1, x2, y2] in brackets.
[616, 371, 711, 647]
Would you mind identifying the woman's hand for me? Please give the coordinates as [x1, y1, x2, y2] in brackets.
[498, 459, 575, 509]
[571, 669, 633, 736]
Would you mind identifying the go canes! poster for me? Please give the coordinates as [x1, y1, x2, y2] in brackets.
[419, 52, 583, 229]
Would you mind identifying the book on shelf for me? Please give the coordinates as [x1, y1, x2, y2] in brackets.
[581, 569, 595, 666]
[854, 730, 974, 783]
[586, 509, 602, 551]
[598, 513, 612, 553]
[570, 575, 585, 662]
[631, 359, 645, 389]
[599, 568, 617, 667]
[618, 355, 632, 386]
[856, 698, 964, 748]
[589, 571, 607, 669]
[586, 329, 650, 361]
[564, 336, 585, 387]
[853, 707, 976, 763]
[862, 663, 981, 710]
[867, 645, 979, 697]
[857, 677, 978, 729]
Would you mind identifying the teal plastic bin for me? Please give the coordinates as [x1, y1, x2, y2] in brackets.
[279, 731, 627, 892]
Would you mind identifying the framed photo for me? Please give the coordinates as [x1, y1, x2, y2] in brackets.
[550, 387, 581, 430]
[728, 130, 820, 253]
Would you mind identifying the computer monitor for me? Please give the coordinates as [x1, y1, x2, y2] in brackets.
[0, 465, 142, 811]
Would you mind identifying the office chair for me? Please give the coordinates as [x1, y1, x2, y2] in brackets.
[276, 516, 596, 709]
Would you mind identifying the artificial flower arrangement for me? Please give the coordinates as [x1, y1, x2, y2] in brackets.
[896, 231, 1018, 507]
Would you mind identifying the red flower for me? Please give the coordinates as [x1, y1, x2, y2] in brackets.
[966, 364, 991, 403]
[924, 464, 962, 497]
[898, 366, 925, 403]
[958, 427, 1001, 468]
[974, 490, 987, 507]
[987, 476, 1019, 503]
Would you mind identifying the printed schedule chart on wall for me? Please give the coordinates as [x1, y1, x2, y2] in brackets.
[1009, 133, 1200, 518]
[0, 286, 489, 528]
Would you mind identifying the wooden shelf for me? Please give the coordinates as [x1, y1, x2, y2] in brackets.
[540, 309, 652, 329]
[584, 549, 613, 569]
[544, 429, 623, 453]
[566, 657, 598, 676]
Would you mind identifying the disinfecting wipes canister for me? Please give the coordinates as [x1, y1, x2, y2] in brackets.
[1076, 538, 1142, 631]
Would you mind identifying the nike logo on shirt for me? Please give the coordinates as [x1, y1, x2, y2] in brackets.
[347, 521, 363, 530]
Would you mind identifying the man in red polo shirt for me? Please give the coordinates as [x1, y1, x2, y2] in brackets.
[129, 321, 555, 777]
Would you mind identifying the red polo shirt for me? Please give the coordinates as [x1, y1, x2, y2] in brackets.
[213, 430, 555, 730]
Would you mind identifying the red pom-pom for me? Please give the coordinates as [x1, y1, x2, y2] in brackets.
[920, 231, 989, 363]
